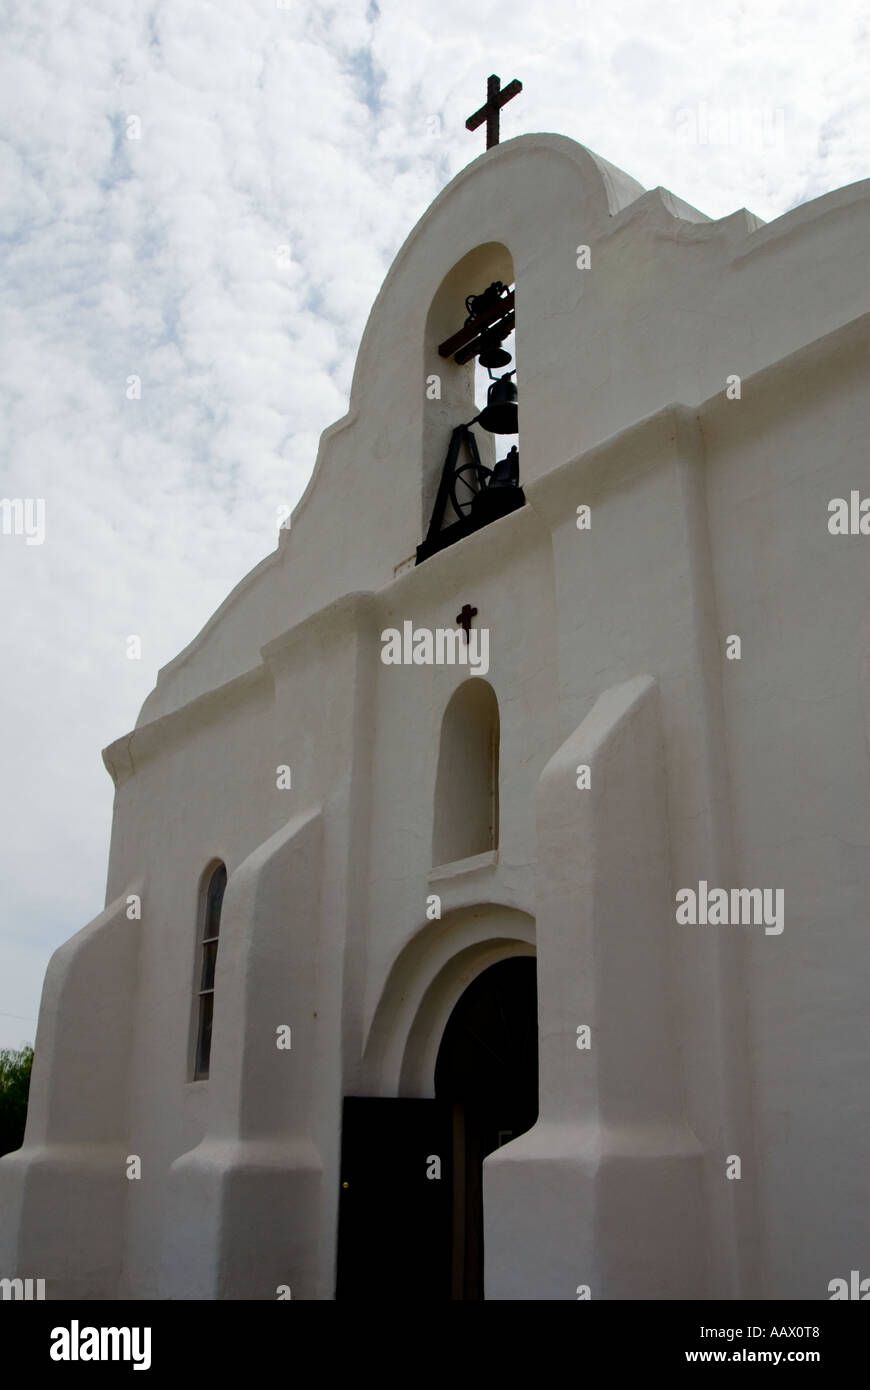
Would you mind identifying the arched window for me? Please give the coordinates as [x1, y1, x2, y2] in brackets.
[432, 679, 499, 866]
[193, 862, 226, 1080]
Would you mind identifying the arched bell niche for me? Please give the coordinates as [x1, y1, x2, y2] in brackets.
[421, 243, 517, 554]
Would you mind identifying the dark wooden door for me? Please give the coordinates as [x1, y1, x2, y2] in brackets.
[335, 1096, 453, 1300]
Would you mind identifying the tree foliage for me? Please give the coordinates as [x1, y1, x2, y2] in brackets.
[0, 1045, 34, 1157]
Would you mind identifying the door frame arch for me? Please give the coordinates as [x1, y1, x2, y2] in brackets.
[359, 903, 535, 1098]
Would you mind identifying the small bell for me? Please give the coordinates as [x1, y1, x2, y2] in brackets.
[476, 326, 513, 371]
[475, 372, 518, 434]
[488, 444, 519, 489]
[471, 444, 524, 525]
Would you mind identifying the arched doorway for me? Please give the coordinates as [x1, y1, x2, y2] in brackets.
[337, 915, 536, 1302]
[435, 956, 538, 1300]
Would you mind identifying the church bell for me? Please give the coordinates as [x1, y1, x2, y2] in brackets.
[476, 326, 513, 371]
[488, 444, 519, 489]
[475, 371, 518, 433]
[469, 445, 523, 526]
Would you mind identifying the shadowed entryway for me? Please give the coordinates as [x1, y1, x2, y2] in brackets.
[435, 955, 538, 1300]
[335, 953, 537, 1301]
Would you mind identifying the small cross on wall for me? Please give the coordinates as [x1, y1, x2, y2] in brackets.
[457, 604, 478, 643]
[466, 74, 523, 150]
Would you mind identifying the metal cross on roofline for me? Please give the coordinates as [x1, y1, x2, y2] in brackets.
[466, 73, 522, 150]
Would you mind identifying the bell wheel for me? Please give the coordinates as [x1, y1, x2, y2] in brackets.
[449, 462, 485, 519]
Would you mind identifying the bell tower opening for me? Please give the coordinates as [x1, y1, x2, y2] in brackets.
[419, 244, 524, 564]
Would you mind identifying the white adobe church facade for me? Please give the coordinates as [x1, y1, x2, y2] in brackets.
[1, 133, 868, 1301]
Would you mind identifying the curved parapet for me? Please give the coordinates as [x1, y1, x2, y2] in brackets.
[126, 136, 649, 730]
[125, 136, 868, 752]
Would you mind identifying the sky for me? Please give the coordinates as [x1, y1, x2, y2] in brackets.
[0, 0, 868, 1051]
